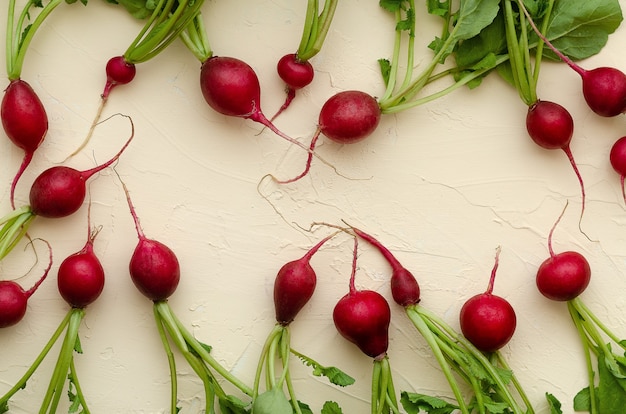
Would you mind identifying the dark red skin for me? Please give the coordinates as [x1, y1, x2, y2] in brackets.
[391, 267, 420, 307]
[1, 79, 48, 153]
[526, 100, 573, 150]
[319, 90, 381, 144]
[610, 136, 626, 176]
[129, 239, 180, 302]
[277, 54, 314, 90]
[274, 259, 316, 325]
[103, 56, 136, 98]
[200, 56, 262, 118]
[57, 246, 105, 308]
[29, 167, 87, 218]
[333, 289, 390, 359]
[460, 293, 517, 352]
[536, 251, 591, 301]
[0, 281, 29, 328]
[581, 67, 626, 117]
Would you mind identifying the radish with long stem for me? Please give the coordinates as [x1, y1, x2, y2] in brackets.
[67, 0, 204, 158]
[0, 115, 134, 262]
[118, 176, 253, 413]
[253, 233, 354, 414]
[0, 204, 103, 413]
[349, 225, 536, 414]
[3, 0, 86, 206]
[536, 201, 626, 412]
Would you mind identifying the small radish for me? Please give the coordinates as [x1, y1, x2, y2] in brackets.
[519, 2, 626, 117]
[459, 247, 517, 353]
[609, 136, 626, 205]
[536, 203, 591, 302]
[270, 53, 315, 122]
[119, 180, 180, 302]
[102, 56, 137, 99]
[274, 233, 336, 325]
[349, 226, 420, 307]
[0, 240, 52, 328]
[57, 202, 105, 309]
[1, 79, 48, 207]
[526, 100, 586, 226]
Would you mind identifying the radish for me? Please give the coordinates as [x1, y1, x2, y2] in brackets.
[253, 232, 354, 414]
[67, 0, 204, 158]
[518, 0, 626, 117]
[349, 225, 534, 414]
[269, 0, 339, 121]
[118, 177, 253, 412]
[332, 236, 400, 414]
[502, 1, 587, 230]
[535, 203, 626, 413]
[536, 202, 591, 302]
[0, 116, 134, 262]
[609, 136, 626, 205]
[0, 208, 105, 412]
[0, 240, 52, 328]
[459, 247, 517, 352]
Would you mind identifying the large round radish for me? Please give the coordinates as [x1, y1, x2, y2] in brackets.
[460, 247, 516, 353]
[333, 289, 391, 359]
[319, 90, 382, 144]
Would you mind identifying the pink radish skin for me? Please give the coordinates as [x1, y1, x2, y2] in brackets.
[536, 204, 591, 302]
[57, 228, 105, 309]
[521, 4, 626, 117]
[28, 124, 134, 218]
[332, 237, 391, 359]
[319, 90, 382, 144]
[609, 136, 626, 204]
[459, 247, 517, 353]
[1, 79, 48, 207]
[526, 100, 586, 224]
[270, 53, 315, 122]
[0, 241, 53, 328]
[350, 226, 420, 307]
[102, 56, 136, 99]
[121, 181, 180, 302]
[274, 234, 334, 325]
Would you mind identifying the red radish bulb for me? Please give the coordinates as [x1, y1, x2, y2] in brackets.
[536, 203, 591, 302]
[610, 136, 626, 204]
[460, 247, 517, 352]
[277, 53, 314, 91]
[103, 56, 136, 99]
[274, 234, 334, 325]
[120, 180, 180, 302]
[57, 227, 105, 308]
[319, 90, 382, 144]
[350, 226, 420, 307]
[333, 237, 391, 359]
[1, 79, 48, 207]
[0, 241, 53, 327]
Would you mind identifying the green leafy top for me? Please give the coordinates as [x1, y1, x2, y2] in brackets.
[5, 0, 86, 80]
